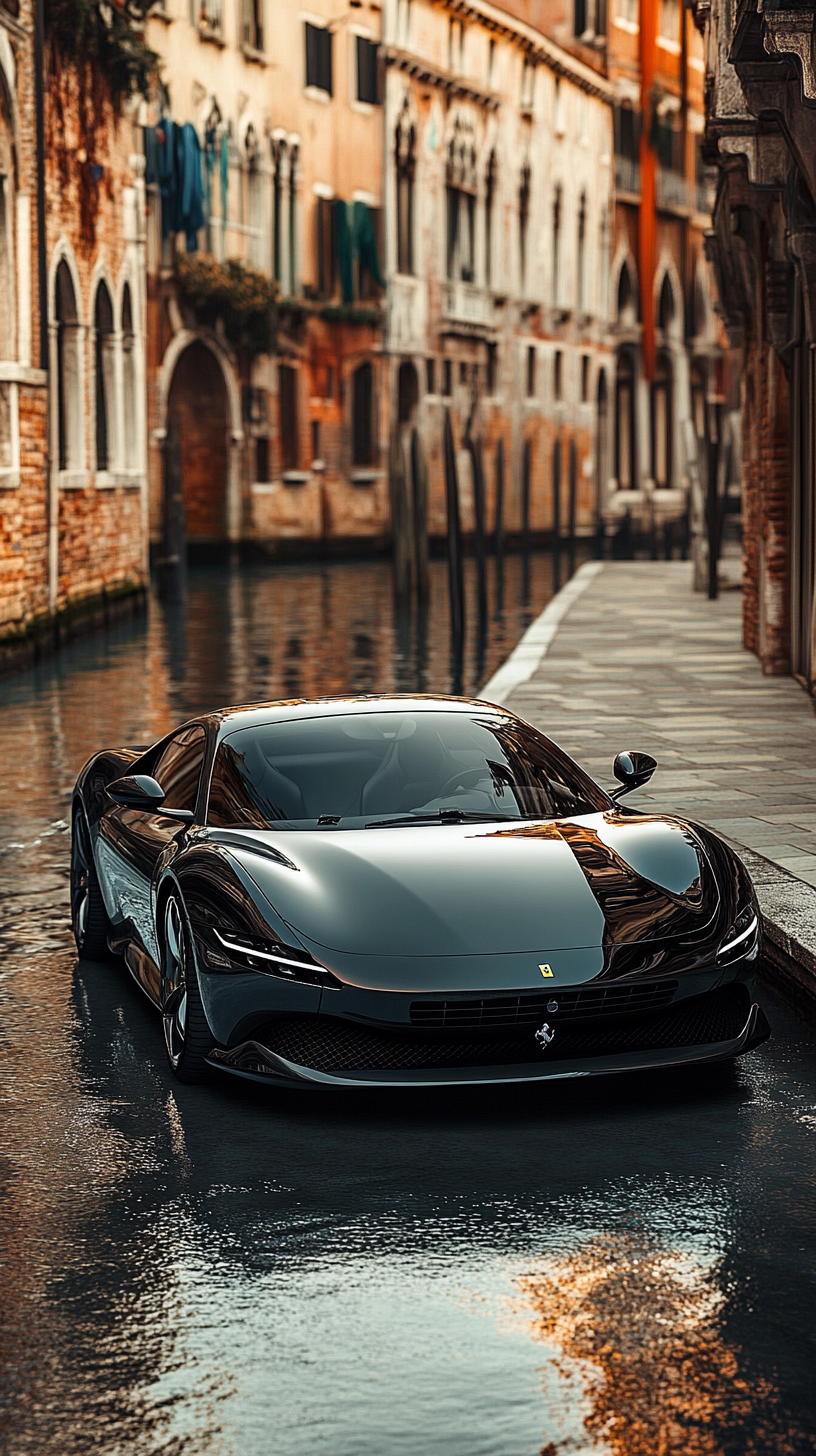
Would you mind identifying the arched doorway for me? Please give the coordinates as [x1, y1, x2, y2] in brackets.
[651, 351, 672, 488]
[397, 360, 418, 425]
[596, 368, 608, 521]
[615, 350, 636, 490]
[167, 341, 229, 554]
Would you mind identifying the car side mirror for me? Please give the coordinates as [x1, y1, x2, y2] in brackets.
[107, 774, 194, 822]
[611, 750, 657, 801]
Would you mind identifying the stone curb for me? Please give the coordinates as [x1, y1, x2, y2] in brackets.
[479, 560, 605, 705]
[480, 561, 816, 1022]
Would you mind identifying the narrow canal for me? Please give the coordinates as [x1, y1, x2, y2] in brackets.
[1, 552, 815, 1456]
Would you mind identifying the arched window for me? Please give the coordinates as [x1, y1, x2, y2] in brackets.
[395, 103, 416, 276]
[0, 166, 14, 473]
[658, 273, 675, 333]
[0, 173, 13, 360]
[598, 214, 608, 319]
[692, 267, 707, 339]
[94, 281, 115, 472]
[616, 260, 636, 326]
[552, 184, 562, 307]
[56, 259, 82, 473]
[121, 283, 138, 471]
[651, 351, 672, 487]
[352, 361, 374, 465]
[615, 349, 635, 490]
[446, 115, 477, 283]
[397, 360, 418, 424]
[690, 360, 706, 440]
[596, 367, 609, 510]
[271, 137, 298, 295]
[519, 162, 531, 295]
[245, 125, 263, 269]
[576, 192, 587, 314]
[485, 150, 496, 287]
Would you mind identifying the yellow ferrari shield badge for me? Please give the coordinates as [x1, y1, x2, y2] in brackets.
[539, 964, 554, 978]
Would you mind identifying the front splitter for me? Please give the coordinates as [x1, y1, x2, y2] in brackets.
[207, 1002, 771, 1089]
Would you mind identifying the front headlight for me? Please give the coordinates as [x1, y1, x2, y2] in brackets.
[197, 926, 342, 988]
[717, 905, 759, 964]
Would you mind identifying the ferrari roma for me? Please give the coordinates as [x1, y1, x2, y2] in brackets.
[70, 695, 770, 1087]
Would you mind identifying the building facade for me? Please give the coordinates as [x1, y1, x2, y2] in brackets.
[692, 0, 816, 687]
[0, 0, 148, 674]
[140, 0, 617, 568]
[382, 0, 614, 561]
[548, 0, 724, 555]
[142, 0, 388, 562]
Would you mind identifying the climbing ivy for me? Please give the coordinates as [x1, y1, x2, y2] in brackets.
[175, 255, 280, 356]
[45, 0, 161, 110]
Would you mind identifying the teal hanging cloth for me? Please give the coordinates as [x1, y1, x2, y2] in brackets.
[219, 132, 229, 229]
[335, 200, 354, 304]
[204, 128, 217, 232]
[353, 201, 385, 291]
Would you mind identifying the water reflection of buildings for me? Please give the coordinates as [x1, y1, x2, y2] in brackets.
[521, 1228, 803, 1456]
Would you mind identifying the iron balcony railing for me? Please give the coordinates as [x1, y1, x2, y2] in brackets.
[657, 167, 690, 210]
[615, 154, 640, 196]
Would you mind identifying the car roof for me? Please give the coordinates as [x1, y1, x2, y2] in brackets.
[214, 694, 510, 739]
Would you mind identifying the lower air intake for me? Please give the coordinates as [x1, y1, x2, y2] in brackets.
[255, 990, 748, 1074]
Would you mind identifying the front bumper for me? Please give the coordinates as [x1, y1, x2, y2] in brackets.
[207, 998, 771, 1089]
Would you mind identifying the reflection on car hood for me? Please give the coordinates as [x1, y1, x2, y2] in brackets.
[209, 812, 715, 957]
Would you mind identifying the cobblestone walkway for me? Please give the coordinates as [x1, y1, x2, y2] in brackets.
[484, 560, 816, 889]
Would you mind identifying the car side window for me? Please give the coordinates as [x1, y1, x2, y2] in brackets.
[152, 726, 207, 813]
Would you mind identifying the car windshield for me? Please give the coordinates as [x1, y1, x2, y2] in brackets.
[206, 710, 609, 830]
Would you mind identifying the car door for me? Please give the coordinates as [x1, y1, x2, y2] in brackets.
[97, 725, 207, 963]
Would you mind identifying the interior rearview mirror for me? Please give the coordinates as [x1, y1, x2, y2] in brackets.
[107, 774, 194, 822]
[611, 750, 657, 801]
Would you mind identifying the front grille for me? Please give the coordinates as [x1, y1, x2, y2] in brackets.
[256, 990, 747, 1074]
[410, 979, 678, 1030]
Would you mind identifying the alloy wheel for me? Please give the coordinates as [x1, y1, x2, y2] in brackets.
[163, 896, 189, 1069]
[70, 814, 92, 947]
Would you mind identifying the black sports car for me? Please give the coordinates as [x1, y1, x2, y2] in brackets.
[70, 695, 770, 1087]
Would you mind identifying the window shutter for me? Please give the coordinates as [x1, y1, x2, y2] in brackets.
[356, 36, 379, 104]
[319, 26, 333, 94]
[305, 23, 319, 88]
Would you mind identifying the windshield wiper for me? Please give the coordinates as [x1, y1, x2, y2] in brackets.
[364, 809, 521, 829]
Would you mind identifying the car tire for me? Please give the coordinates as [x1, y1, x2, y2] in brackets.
[71, 807, 113, 960]
[161, 891, 212, 1084]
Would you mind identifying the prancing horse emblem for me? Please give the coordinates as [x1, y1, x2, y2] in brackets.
[535, 1022, 555, 1051]
[539, 964, 554, 978]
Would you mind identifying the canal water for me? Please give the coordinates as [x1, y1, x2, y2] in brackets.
[1, 552, 816, 1456]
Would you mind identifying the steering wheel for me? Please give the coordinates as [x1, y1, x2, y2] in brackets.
[435, 766, 494, 798]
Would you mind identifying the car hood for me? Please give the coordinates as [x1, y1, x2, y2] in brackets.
[208, 812, 715, 957]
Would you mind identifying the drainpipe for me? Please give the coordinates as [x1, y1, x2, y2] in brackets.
[34, 0, 55, 614]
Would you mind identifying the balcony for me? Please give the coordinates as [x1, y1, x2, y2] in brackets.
[615, 155, 641, 197]
[388, 274, 427, 353]
[657, 167, 690, 210]
[441, 281, 494, 331]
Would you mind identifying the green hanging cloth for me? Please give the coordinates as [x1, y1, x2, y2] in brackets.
[353, 201, 385, 291]
[335, 200, 354, 304]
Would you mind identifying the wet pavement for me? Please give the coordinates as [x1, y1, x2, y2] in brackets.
[1, 554, 815, 1456]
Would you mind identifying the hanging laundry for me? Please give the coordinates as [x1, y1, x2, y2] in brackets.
[353, 201, 385, 290]
[180, 123, 205, 251]
[143, 118, 205, 249]
[335, 199, 354, 304]
[157, 117, 177, 237]
[143, 125, 160, 187]
[220, 132, 230, 228]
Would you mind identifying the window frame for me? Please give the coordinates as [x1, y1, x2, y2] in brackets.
[305, 21, 333, 97]
[354, 32, 380, 106]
